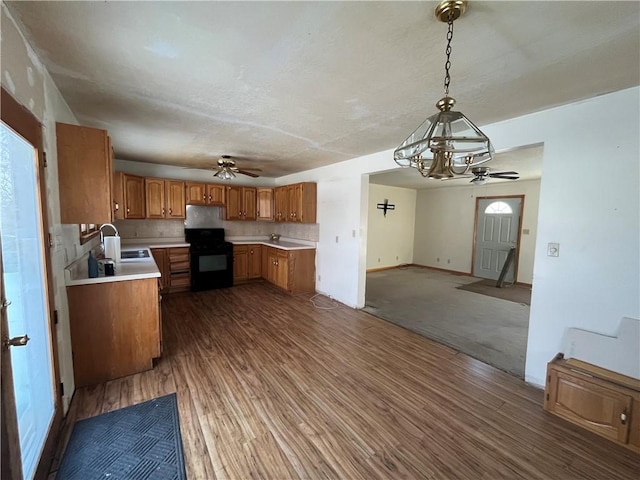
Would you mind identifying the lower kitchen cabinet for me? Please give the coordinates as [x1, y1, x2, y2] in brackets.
[67, 278, 160, 387]
[262, 246, 315, 294]
[151, 247, 190, 293]
[544, 353, 640, 453]
[233, 244, 262, 283]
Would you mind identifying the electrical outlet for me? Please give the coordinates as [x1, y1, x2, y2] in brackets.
[318, 274, 321, 282]
[378, 258, 381, 263]
[437, 257, 440, 262]
[352, 230, 356, 238]
[335, 236, 339, 243]
[396, 256, 399, 260]
[447, 259, 451, 264]
[547, 242, 560, 257]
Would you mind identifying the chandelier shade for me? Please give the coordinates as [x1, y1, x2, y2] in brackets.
[393, 0, 493, 179]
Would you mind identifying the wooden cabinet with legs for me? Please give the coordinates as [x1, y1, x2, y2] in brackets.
[226, 186, 257, 221]
[67, 278, 160, 387]
[123, 174, 145, 219]
[56, 122, 114, 224]
[262, 247, 315, 294]
[145, 178, 185, 219]
[544, 354, 640, 453]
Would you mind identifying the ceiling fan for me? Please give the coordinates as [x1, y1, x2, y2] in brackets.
[212, 155, 262, 180]
[443, 166, 520, 184]
[470, 167, 519, 184]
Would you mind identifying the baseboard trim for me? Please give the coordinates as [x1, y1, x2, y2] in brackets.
[366, 265, 411, 273]
[410, 264, 472, 276]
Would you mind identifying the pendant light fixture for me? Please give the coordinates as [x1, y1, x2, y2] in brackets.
[394, 0, 493, 179]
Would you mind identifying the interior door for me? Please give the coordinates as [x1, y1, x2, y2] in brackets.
[1, 121, 57, 479]
[473, 197, 522, 282]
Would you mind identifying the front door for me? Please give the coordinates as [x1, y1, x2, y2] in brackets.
[1, 91, 60, 480]
[473, 197, 522, 283]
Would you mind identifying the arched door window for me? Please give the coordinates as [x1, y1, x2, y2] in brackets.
[484, 201, 513, 215]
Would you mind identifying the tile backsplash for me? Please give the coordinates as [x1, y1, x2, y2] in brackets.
[114, 217, 319, 242]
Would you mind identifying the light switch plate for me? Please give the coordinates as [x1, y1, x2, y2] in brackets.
[547, 242, 560, 257]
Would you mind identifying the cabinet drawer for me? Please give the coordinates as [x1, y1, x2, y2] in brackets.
[170, 273, 191, 288]
[169, 261, 190, 273]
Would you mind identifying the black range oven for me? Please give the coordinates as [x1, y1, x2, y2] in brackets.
[185, 228, 234, 291]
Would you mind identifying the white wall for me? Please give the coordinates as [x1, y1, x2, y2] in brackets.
[413, 179, 541, 283]
[366, 184, 416, 270]
[280, 87, 639, 387]
[1, 3, 98, 412]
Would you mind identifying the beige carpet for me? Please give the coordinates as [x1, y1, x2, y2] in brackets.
[363, 267, 530, 377]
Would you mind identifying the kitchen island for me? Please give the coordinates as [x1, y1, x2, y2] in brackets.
[64, 248, 162, 387]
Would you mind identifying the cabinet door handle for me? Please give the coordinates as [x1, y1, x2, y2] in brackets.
[114, 201, 119, 212]
[208, 194, 212, 202]
[203, 195, 207, 201]
[169, 208, 172, 215]
[162, 207, 165, 215]
[621, 408, 628, 424]
[127, 207, 130, 214]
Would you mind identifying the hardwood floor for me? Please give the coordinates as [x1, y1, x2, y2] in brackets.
[51, 283, 639, 479]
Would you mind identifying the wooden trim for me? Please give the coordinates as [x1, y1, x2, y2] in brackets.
[1, 87, 63, 480]
[471, 195, 525, 283]
[410, 263, 472, 276]
[366, 265, 410, 273]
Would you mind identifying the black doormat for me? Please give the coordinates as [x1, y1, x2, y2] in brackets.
[457, 279, 531, 305]
[56, 393, 186, 480]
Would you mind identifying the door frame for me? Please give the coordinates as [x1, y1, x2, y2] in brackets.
[471, 195, 525, 283]
[1, 87, 62, 479]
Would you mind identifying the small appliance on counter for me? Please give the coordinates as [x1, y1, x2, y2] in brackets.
[269, 233, 281, 243]
[100, 223, 121, 264]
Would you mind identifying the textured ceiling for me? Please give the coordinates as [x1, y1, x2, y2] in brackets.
[6, 1, 639, 178]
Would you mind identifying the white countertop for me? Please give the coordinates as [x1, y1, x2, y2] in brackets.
[228, 236, 316, 251]
[65, 247, 160, 286]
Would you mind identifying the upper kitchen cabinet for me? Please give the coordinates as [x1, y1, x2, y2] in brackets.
[145, 178, 185, 219]
[274, 186, 288, 222]
[112, 171, 124, 220]
[257, 188, 274, 221]
[186, 182, 225, 206]
[56, 122, 114, 224]
[123, 174, 145, 219]
[273, 183, 317, 223]
[290, 182, 317, 223]
[226, 186, 256, 221]
[185, 182, 206, 205]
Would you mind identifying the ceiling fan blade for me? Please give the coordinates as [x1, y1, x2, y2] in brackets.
[490, 175, 520, 180]
[489, 171, 519, 176]
[237, 169, 260, 178]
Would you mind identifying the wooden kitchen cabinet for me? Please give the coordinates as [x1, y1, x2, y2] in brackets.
[113, 171, 125, 220]
[186, 182, 225, 206]
[273, 183, 316, 223]
[226, 186, 257, 221]
[123, 174, 145, 219]
[145, 178, 185, 219]
[151, 248, 169, 293]
[67, 278, 160, 387]
[150, 247, 189, 293]
[263, 246, 315, 294]
[234, 244, 262, 283]
[274, 186, 288, 222]
[167, 247, 190, 292]
[57, 122, 114, 224]
[233, 245, 249, 282]
[289, 182, 317, 223]
[544, 353, 640, 453]
[257, 188, 274, 221]
[207, 184, 225, 206]
[186, 182, 207, 205]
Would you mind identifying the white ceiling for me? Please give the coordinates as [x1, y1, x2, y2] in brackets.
[6, 1, 639, 179]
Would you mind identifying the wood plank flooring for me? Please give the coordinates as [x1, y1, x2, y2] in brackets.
[51, 283, 640, 479]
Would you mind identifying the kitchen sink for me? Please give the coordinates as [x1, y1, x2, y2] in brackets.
[121, 249, 150, 259]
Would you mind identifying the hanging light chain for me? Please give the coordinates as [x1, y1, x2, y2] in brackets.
[443, 10, 455, 96]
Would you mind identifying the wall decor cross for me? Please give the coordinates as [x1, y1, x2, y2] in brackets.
[377, 199, 395, 217]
